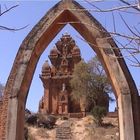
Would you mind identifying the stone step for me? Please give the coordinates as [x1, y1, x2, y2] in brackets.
[56, 121, 72, 140]
[57, 129, 71, 131]
[56, 136, 71, 139]
[56, 133, 71, 136]
[56, 135, 71, 138]
[56, 133, 71, 135]
[56, 138, 71, 139]
[56, 130, 71, 133]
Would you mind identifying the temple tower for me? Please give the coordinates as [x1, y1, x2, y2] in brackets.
[39, 33, 82, 115]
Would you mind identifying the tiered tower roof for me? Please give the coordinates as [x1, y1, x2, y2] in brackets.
[41, 33, 81, 79]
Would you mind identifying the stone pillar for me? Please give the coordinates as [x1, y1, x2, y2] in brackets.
[51, 87, 58, 114]
[118, 93, 135, 140]
[7, 98, 18, 140]
[7, 97, 25, 140]
[44, 88, 50, 113]
[64, 105, 68, 114]
[58, 105, 62, 114]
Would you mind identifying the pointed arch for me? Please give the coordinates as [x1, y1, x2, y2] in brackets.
[0, 1, 139, 140]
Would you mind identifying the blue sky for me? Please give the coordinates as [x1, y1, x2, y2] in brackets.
[0, 0, 139, 112]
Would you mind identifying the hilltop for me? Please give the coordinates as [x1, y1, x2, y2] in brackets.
[25, 115, 119, 140]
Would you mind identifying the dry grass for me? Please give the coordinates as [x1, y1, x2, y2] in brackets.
[36, 128, 50, 138]
[27, 115, 119, 140]
[27, 126, 56, 140]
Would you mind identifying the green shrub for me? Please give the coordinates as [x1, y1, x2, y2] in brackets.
[91, 106, 107, 126]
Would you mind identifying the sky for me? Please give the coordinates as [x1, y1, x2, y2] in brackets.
[0, 0, 139, 112]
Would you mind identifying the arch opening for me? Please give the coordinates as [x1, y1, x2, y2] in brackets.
[24, 26, 118, 139]
[26, 24, 117, 114]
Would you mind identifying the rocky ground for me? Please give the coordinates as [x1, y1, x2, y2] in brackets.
[26, 115, 119, 140]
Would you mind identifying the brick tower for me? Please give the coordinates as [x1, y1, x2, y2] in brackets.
[39, 33, 82, 115]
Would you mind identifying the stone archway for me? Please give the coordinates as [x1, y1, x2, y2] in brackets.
[0, 0, 140, 140]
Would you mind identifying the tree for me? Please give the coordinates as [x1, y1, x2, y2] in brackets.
[87, 57, 112, 110]
[70, 56, 113, 112]
[83, 0, 140, 93]
[91, 105, 107, 126]
[70, 60, 91, 109]
[0, 4, 27, 31]
[83, 0, 140, 67]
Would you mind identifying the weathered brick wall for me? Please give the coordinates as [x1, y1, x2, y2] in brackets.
[0, 86, 9, 139]
[69, 113, 83, 118]
[0, 99, 3, 138]
[0, 93, 9, 139]
[107, 112, 118, 118]
[0, 42, 21, 139]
